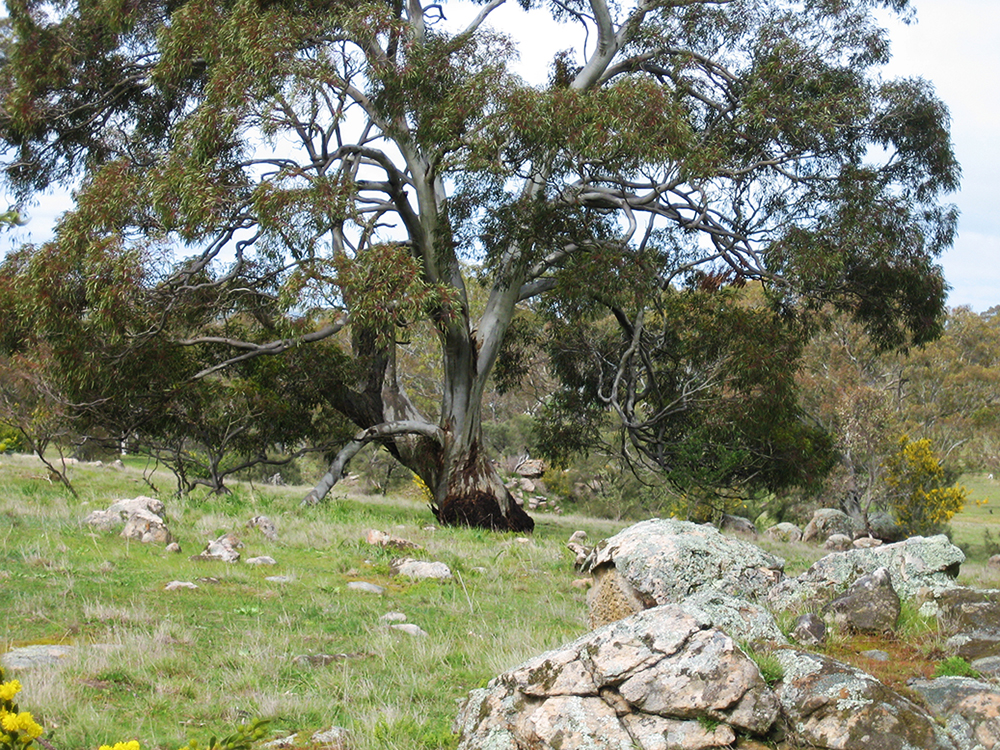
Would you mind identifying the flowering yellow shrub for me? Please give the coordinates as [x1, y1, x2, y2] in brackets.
[883, 435, 971, 535]
[0, 669, 43, 750]
[100, 742, 141, 750]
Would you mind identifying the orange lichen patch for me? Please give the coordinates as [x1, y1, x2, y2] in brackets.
[823, 633, 937, 692]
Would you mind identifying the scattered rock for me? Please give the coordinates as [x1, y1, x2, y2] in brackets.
[364, 528, 421, 550]
[265, 575, 292, 583]
[165, 542, 182, 554]
[791, 613, 827, 647]
[853, 536, 884, 549]
[764, 522, 803, 543]
[824, 533, 854, 551]
[83, 509, 124, 532]
[311, 727, 350, 749]
[989, 555, 1000, 569]
[189, 534, 241, 563]
[165, 581, 198, 591]
[515, 459, 545, 478]
[247, 515, 278, 541]
[568, 530, 588, 545]
[121, 508, 173, 545]
[720, 513, 757, 537]
[391, 623, 428, 637]
[1, 644, 75, 670]
[390, 558, 452, 580]
[246, 556, 277, 566]
[108, 496, 165, 517]
[972, 656, 1000, 676]
[802, 508, 862, 543]
[291, 653, 370, 667]
[346, 581, 385, 595]
[263, 734, 297, 749]
[571, 578, 593, 590]
[822, 567, 901, 634]
[380, 612, 407, 623]
[861, 649, 890, 661]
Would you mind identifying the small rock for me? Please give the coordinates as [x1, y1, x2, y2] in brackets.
[122, 509, 172, 545]
[824, 533, 853, 551]
[189, 534, 241, 562]
[391, 623, 428, 637]
[311, 727, 350, 749]
[265, 575, 293, 583]
[853, 536, 884, 549]
[380, 612, 407, 622]
[568, 530, 588, 545]
[364, 528, 421, 550]
[262, 734, 297, 749]
[246, 556, 278, 566]
[390, 558, 452, 580]
[165, 580, 198, 590]
[571, 578, 593, 590]
[165, 542, 182, 553]
[861, 649, 890, 661]
[720, 513, 757, 537]
[346, 581, 385, 594]
[765, 522, 803, 543]
[989, 554, 1000, 569]
[822, 567, 901, 634]
[791, 613, 827, 647]
[247, 515, 278, 541]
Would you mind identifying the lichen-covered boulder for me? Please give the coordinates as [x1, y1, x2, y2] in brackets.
[678, 591, 787, 647]
[765, 522, 803, 543]
[767, 534, 964, 614]
[822, 567, 901, 634]
[910, 676, 1000, 750]
[586, 519, 785, 627]
[454, 604, 780, 750]
[802, 508, 862, 543]
[773, 649, 958, 750]
[121, 508, 172, 544]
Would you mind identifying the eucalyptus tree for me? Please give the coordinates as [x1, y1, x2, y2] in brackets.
[0, 0, 959, 530]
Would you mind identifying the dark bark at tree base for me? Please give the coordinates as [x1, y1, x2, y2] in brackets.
[433, 490, 535, 533]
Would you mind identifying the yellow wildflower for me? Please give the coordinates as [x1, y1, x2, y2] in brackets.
[0, 681, 20, 703]
[99, 741, 140, 750]
[0, 712, 42, 738]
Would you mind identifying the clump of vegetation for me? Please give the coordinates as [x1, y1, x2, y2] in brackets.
[883, 436, 971, 536]
[933, 657, 980, 679]
[740, 644, 785, 686]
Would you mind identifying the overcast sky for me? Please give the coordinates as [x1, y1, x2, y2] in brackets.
[4, 0, 996, 311]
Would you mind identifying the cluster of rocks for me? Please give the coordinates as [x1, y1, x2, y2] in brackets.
[84, 496, 173, 545]
[457, 517, 1000, 750]
[503, 458, 564, 514]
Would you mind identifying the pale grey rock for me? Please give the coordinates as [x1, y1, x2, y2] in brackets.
[454, 604, 780, 750]
[773, 648, 958, 750]
[121, 508, 173, 544]
[165, 542, 181, 553]
[391, 623, 428, 637]
[861, 649, 890, 662]
[910, 676, 1000, 750]
[165, 580, 198, 590]
[108, 495, 165, 518]
[245, 556, 277, 565]
[189, 535, 240, 562]
[1, 644, 74, 670]
[719, 513, 757, 537]
[678, 591, 787, 646]
[346, 581, 385, 594]
[802, 508, 862, 543]
[767, 535, 965, 613]
[791, 613, 826, 647]
[380, 612, 407, 623]
[568, 530, 588, 545]
[825, 533, 854, 551]
[310, 727, 350, 749]
[972, 656, 1000, 676]
[822, 567, 901, 634]
[262, 734, 297, 749]
[765, 522, 803, 543]
[854, 536, 884, 549]
[586, 519, 785, 618]
[247, 515, 278, 541]
[946, 631, 1000, 662]
[390, 558, 452, 580]
[264, 575, 292, 583]
[84, 509, 123, 532]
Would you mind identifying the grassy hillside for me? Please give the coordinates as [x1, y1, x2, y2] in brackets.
[2, 453, 999, 750]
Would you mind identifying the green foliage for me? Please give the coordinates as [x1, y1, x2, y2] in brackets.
[179, 720, 271, 750]
[0, 424, 23, 454]
[883, 435, 970, 536]
[739, 644, 784, 687]
[933, 657, 979, 679]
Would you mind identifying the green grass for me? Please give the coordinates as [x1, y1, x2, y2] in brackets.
[0, 453, 621, 750]
[4, 456, 1000, 750]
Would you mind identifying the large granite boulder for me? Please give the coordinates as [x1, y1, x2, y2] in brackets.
[585, 518, 785, 627]
[767, 534, 964, 614]
[802, 508, 863, 543]
[773, 649, 957, 750]
[454, 604, 780, 750]
[910, 676, 1000, 750]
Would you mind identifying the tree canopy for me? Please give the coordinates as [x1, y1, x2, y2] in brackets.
[0, 0, 960, 529]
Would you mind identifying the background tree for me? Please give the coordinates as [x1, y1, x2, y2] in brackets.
[0, 0, 959, 530]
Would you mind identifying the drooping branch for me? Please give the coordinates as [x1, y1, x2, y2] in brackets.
[303, 419, 445, 505]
